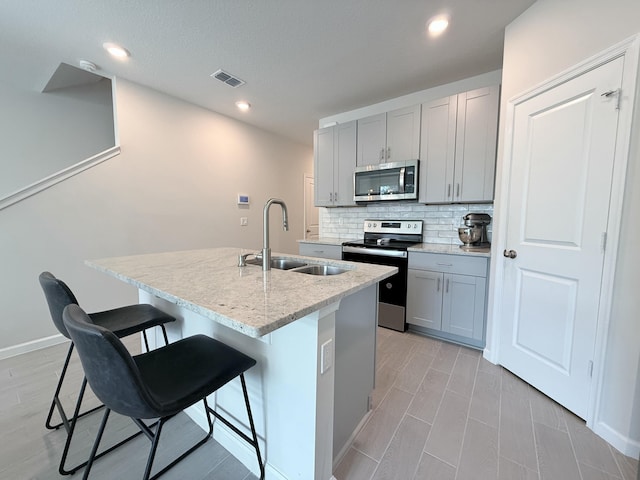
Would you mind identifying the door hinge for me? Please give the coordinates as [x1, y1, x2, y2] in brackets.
[601, 232, 607, 253]
[588, 360, 594, 378]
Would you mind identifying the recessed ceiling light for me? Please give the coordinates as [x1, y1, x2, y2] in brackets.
[103, 42, 130, 59]
[427, 16, 449, 36]
[236, 101, 251, 112]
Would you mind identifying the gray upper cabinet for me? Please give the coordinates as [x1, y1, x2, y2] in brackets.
[314, 121, 357, 207]
[356, 105, 421, 166]
[419, 86, 499, 203]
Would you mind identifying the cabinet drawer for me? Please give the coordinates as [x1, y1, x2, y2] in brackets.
[408, 252, 487, 276]
[299, 243, 342, 260]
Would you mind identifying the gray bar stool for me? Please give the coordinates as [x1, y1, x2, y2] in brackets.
[63, 303, 264, 480]
[39, 271, 176, 475]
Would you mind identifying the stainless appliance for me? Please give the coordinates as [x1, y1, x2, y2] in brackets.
[342, 220, 423, 331]
[353, 160, 418, 203]
[458, 213, 491, 250]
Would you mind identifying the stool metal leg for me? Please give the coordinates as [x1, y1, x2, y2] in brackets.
[45, 342, 102, 432]
[206, 374, 265, 479]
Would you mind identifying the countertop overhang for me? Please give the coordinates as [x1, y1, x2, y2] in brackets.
[86, 247, 397, 338]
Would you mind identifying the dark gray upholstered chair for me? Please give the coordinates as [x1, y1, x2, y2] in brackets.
[38, 271, 176, 475]
[63, 303, 264, 480]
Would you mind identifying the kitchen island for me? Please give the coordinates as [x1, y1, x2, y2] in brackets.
[86, 247, 396, 480]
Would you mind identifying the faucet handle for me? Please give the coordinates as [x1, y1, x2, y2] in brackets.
[238, 252, 259, 267]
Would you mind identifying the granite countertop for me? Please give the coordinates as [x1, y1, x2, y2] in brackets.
[86, 247, 396, 338]
[408, 243, 491, 257]
[298, 238, 491, 257]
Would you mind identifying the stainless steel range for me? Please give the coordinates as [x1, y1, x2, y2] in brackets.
[342, 220, 423, 332]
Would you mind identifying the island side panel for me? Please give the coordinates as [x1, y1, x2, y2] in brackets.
[139, 290, 339, 480]
[333, 283, 378, 462]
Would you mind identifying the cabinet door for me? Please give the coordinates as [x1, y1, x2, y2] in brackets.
[386, 105, 421, 163]
[442, 273, 486, 340]
[314, 126, 335, 206]
[419, 95, 457, 203]
[453, 86, 499, 202]
[357, 113, 386, 166]
[407, 269, 443, 330]
[334, 121, 357, 206]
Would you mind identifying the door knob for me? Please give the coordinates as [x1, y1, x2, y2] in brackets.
[503, 249, 517, 259]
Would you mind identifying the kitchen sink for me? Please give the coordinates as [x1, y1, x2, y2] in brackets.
[245, 257, 308, 270]
[291, 265, 349, 276]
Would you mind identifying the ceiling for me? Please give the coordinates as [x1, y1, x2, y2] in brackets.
[0, 0, 536, 146]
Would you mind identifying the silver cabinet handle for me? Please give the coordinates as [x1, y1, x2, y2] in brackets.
[447, 184, 452, 198]
[456, 183, 460, 197]
[387, 147, 391, 159]
[380, 148, 385, 161]
[445, 278, 450, 293]
[503, 249, 517, 259]
[334, 192, 337, 202]
[436, 262, 453, 267]
[437, 277, 441, 292]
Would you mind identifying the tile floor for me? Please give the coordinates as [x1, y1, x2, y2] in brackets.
[0, 328, 637, 480]
[334, 328, 639, 480]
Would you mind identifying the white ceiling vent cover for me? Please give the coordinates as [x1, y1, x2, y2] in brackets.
[210, 69, 245, 88]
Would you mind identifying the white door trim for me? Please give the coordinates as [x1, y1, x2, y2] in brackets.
[486, 34, 640, 448]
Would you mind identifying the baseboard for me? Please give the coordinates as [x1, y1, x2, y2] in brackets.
[0, 334, 68, 360]
[593, 419, 640, 459]
[333, 409, 373, 470]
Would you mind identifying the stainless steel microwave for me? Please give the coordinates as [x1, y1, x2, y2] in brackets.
[353, 160, 418, 202]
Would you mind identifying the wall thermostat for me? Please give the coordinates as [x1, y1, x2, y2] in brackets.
[237, 194, 250, 205]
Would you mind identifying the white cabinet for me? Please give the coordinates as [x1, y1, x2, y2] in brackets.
[314, 121, 357, 207]
[357, 105, 421, 166]
[419, 86, 499, 203]
[407, 252, 488, 348]
[298, 242, 342, 260]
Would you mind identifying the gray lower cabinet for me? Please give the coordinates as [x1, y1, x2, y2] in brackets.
[298, 242, 342, 260]
[407, 252, 488, 348]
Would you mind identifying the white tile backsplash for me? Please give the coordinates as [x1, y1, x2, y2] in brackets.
[320, 203, 494, 245]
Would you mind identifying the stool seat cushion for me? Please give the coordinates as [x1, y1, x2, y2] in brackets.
[135, 335, 257, 418]
[89, 304, 175, 338]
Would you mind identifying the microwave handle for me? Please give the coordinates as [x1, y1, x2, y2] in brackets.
[399, 167, 405, 193]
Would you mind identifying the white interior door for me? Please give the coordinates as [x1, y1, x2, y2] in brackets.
[304, 175, 319, 240]
[500, 56, 624, 419]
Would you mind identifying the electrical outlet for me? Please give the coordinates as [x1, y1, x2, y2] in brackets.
[240, 217, 248, 226]
[320, 339, 333, 374]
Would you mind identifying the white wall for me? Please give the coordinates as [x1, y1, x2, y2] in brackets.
[495, 0, 640, 455]
[0, 77, 115, 198]
[0, 78, 312, 353]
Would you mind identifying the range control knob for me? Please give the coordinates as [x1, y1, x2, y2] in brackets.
[367, 222, 372, 228]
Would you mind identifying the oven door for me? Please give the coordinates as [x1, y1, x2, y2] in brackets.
[342, 248, 408, 331]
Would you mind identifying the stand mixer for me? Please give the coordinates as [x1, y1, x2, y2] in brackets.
[458, 213, 491, 250]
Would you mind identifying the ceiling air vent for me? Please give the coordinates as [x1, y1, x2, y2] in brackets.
[210, 69, 245, 88]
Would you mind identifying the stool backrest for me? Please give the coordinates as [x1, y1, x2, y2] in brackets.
[62, 303, 161, 419]
[39, 272, 79, 339]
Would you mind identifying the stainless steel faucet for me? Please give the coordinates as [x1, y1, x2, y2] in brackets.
[262, 198, 289, 270]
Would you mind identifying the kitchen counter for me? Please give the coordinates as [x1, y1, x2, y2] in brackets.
[409, 243, 491, 257]
[86, 247, 395, 480]
[87, 247, 396, 337]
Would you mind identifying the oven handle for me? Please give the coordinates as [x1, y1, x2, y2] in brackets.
[342, 246, 408, 258]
